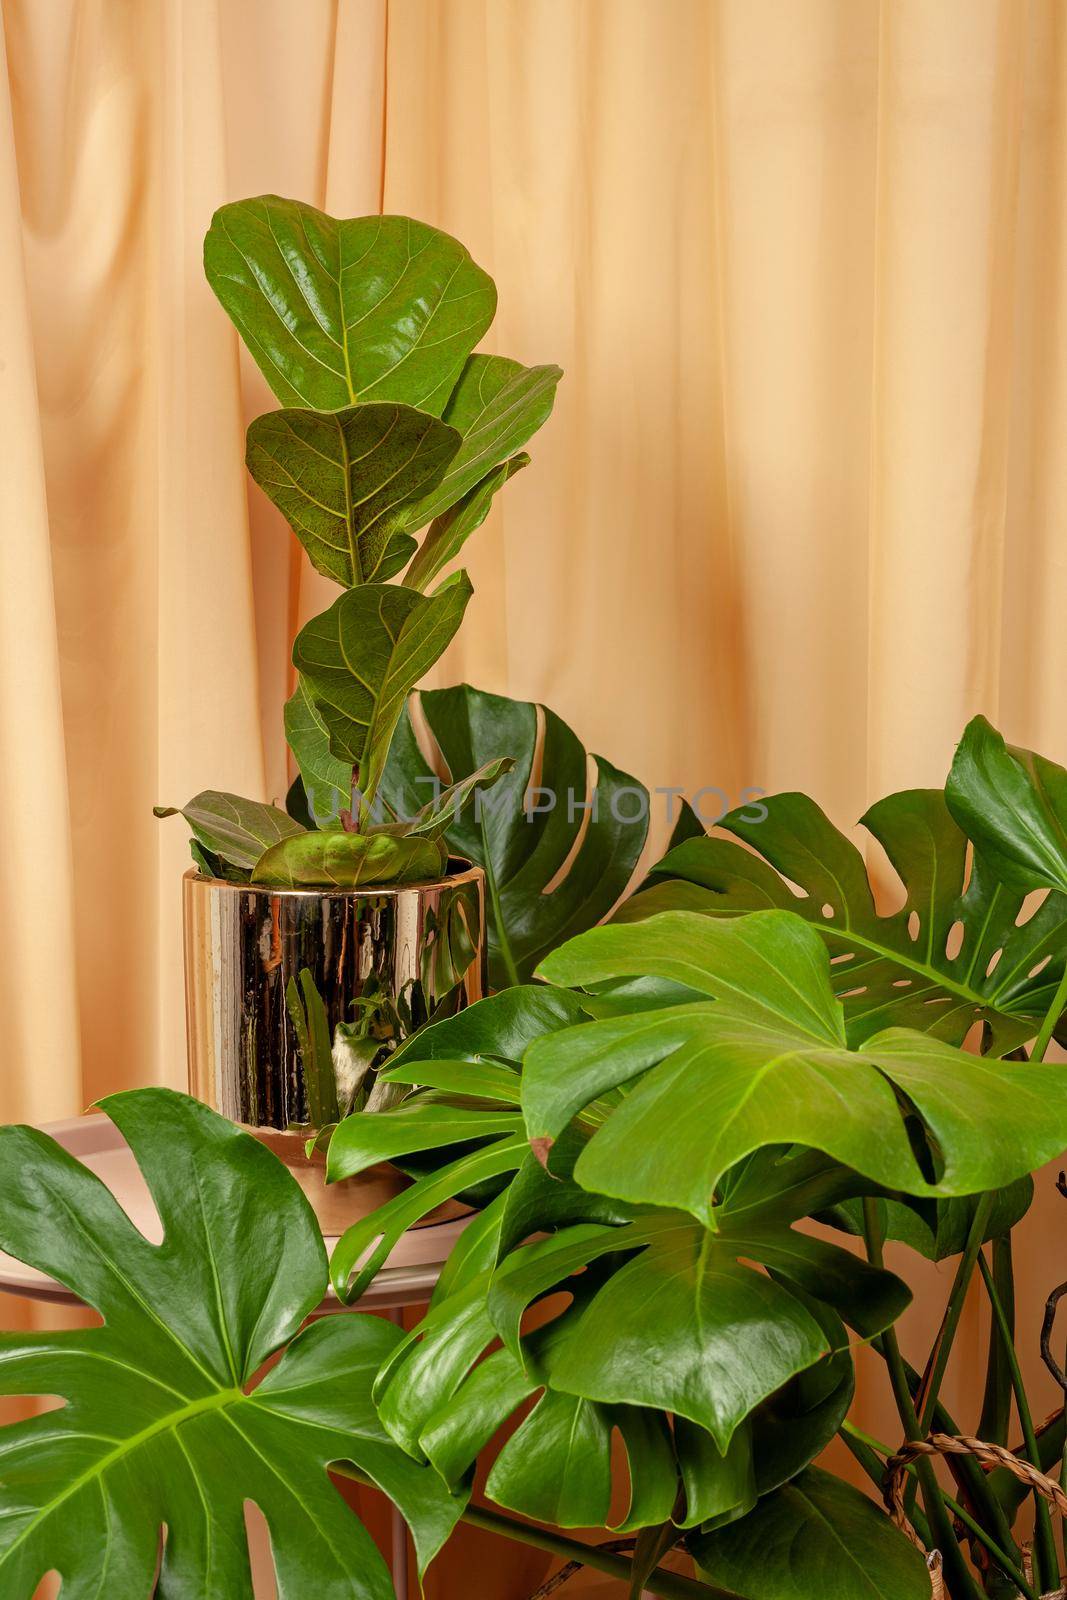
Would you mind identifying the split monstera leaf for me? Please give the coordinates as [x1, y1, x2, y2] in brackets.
[0, 1090, 465, 1599]
[158, 196, 561, 889]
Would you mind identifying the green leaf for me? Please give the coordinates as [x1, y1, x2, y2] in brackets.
[294, 580, 472, 812]
[529, 910, 1067, 1220]
[625, 786, 1067, 1050]
[154, 790, 304, 871]
[252, 829, 445, 888]
[400, 756, 516, 838]
[283, 678, 353, 827]
[826, 1177, 1034, 1263]
[0, 1089, 464, 1597]
[387, 983, 591, 1069]
[247, 403, 461, 586]
[326, 1099, 525, 1184]
[204, 198, 496, 413]
[946, 714, 1067, 894]
[691, 1467, 931, 1600]
[408, 356, 562, 524]
[380, 685, 654, 986]
[484, 1213, 903, 1452]
[405, 455, 528, 592]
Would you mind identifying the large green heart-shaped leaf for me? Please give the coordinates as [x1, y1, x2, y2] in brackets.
[294, 578, 471, 812]
[623, 787, 1067, 1050]
[204, 198, 496, 413]
[154, 789, 304, 871]
[0, 1089, 464, 1598]
[946, 714, 1067, 895]
[529, 910, 1067, 1220]
[691, 1468, 931, 1600]
[380, 685, 702, 986]
[246, 403, 461, 585]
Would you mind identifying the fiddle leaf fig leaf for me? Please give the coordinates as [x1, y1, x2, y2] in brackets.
[530, 910, 1067, 1220]
[284, 678, 353, 827]
[252, 830, 445, 889]
[624, 786, 1067, 1050]
[381, 685, 684, 986]
[293, 578, 472, 811]
[691, 1467, 931, 1600]
[154, 790, 304, 871]
[0, 1089, 465, 1599]
[404, 455, 528, 593]
[407, 356, 562, 525]
[401, 756, 515, 838]
[246, 403, 461, 586]
[946, 714, 1067, 895]
[205, 198, 496, 413]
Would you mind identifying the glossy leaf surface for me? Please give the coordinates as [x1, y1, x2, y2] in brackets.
[404, 454, 527, 592]
[252, 829, 445, 888]
[624, 787, 1067, 1050]
[246, 403, 460, 585]
[293, 578, 471, 807]
[406, 355, 561, 525]
[530, 910, 1067, 1220]
[692, 1468, 930, 1600]
[946, 714, 1067, 894]
[0, 1090, 464, 1598]
[154, 790, 304, 871]
[283, 678, 353, 826]
[205, 198, 495, 413]
[380, 685, 701, 986]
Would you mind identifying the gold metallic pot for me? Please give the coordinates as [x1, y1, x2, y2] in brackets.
[182, 859, 486, 1231]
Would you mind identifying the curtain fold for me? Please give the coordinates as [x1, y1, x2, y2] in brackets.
[2, 0, 1067, 1585]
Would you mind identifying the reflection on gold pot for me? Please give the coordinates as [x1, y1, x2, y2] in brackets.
[181, 859, 486, 1231]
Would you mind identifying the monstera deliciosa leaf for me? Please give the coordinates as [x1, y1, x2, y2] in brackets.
[204, 198, 496, 414]
[379, 684, 702, 987]
[293, 578, 472, 815]
[246, 403, 462, 586]
[947, 714, 1067, 896]
[527, 909, 1067, 1221]
[691, 1468, 931, 1600]
[623, 786, 1067, 1051]
[0, 1089, 464, 1599]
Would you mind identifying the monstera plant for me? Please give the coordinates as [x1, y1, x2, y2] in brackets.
[5, 715, 1067, 1599]
[156, 197, 561, 887]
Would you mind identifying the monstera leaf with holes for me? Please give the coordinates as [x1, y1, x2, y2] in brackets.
[525, 910, 1067, 1221]
[0, 1089, 464, 1599]
[377, 684, 703, 987]
[621, 786, 1067, 1052]
[322, 986, 902, 1535]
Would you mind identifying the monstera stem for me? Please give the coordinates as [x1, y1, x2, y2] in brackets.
[1032, 963, 1067, 1061]
[332, 1465, 726, 1599]
[978, 1251, 1060, 1593]
[917, 1194, 994, 1434]
[862, 1200, 984, 1600]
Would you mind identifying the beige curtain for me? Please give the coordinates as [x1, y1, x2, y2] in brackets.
[2, 0, 1067, 1586]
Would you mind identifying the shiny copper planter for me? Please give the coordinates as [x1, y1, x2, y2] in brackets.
[182, 860, 486, 1230]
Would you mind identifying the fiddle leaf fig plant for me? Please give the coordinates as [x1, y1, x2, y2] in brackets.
[157, 197, 561, 887]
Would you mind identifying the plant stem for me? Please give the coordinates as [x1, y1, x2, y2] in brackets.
[840, 1424, 1036, 1600]
[918, 1193, 994, 1434]
[978, 1251, 1061, 1592]
[1032, 962, 1067, 1061]
[332, 1465, 730, 1600]
[979, 1234, 1016, 1445]
[861, 1200, 984, 1600]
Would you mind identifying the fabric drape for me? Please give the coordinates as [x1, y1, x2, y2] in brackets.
[2, 1, 1066, 1590]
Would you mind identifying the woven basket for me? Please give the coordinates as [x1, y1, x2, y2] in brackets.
[884, 1433, 1066, 1599]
